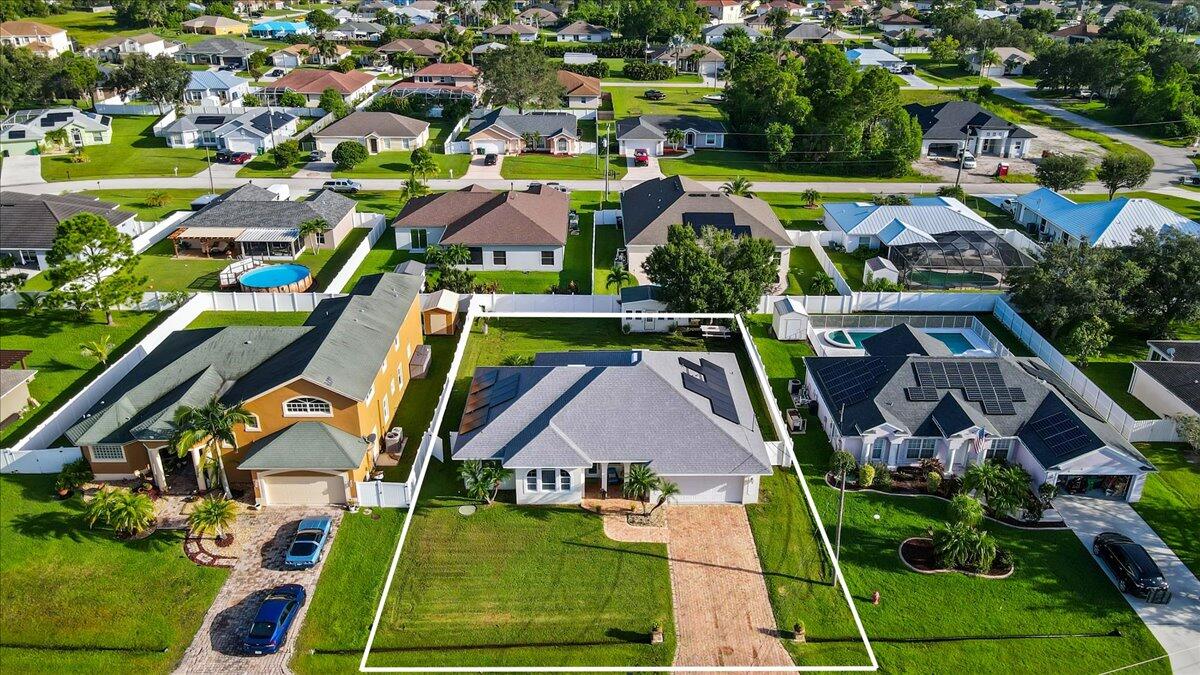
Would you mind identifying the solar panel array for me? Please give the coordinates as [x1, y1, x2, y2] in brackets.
[820, 358, 885, 408]
[196, 115, 229, 126]
[679, 357, 740, 424]
[1028, 411, 1093, 458]
[907, 361, 1025, 415]
[460, 370, 521, 435]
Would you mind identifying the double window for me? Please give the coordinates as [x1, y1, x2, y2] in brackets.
[525, 469, 572, 492]
[986, 438, 1015, 462]
[904, 438, 937, 460]
[541, 250, 555, 266]
[410, 229, 428, 250]
[283, 396, 333, 417]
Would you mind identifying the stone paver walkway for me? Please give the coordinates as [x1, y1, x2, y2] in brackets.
[664, 506, 793, 668]
[175, 506, 344, 675]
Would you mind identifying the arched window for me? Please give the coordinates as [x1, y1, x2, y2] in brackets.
[283, 396, 333, 417]
[525, 469, 538, 491]
[559, 469, 571, 491]
[556, 138, 568, 152]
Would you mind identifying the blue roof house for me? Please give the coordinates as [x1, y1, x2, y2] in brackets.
[1013, 187, 1200, 247]
[184, 70, 250, 104]
[821, 196, 995, 251]
[250, 20, 312, 37]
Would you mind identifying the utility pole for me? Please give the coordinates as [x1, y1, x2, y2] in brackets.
[954, 124, 974, 188]
[205, 147, 215, 195]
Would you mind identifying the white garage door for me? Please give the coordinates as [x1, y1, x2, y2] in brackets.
[621, 140, 660, 157]
[261, 473, 347, 505]
[473, 140, 505, 155]
[669, 476, 744, 504]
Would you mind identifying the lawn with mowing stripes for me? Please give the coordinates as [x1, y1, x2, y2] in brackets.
[0, 475, 228, 674]
[1131, 443, 1200, 578]
[82, 188, 212, 222]
[42, 116, 213, 181]
[747, 320, 1170, 674]
[0, 310, 163, 446]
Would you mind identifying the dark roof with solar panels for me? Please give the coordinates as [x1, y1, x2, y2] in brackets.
[803, 324, 1151, 472]
[452, 350, 771, 475]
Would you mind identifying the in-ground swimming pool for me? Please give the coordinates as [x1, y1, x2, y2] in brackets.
[823, 329, 981, 355]
[238, 264, 312, 293]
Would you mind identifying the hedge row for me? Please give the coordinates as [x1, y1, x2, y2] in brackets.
[559, 60, 611, 78]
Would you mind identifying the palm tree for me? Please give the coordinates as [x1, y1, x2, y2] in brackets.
[79, 334, 115, 365]
[963, 460, 1004, 504]
[648, 480, 680, 515]
[107, 489, 155, 536]
[977, 48, 999, 83]
[721, 175, 753, 196]
[823, 10, 845, 30]
[17, 292, 45, 314]
[623, 464, 659, 515]
[933, 521, 978, 569]
[810, 271, 836, 295]
[401, 177, 429, 202]
[171, 398, 255, 499]
[947, 493, 984, 527]
[409, 147, 439, 183]
[188, 496, 239, 540]
[84, 486, 119, 528]
[801, 188, 821, 208]
[298, 217, 329, 252]
[425, 243, 471, 269]
[482, 0, 511, 24]
[665, 128, 686, 151]
[605, 267, 635, 292]
[458, 460, 513, 505]
[312, 35, 339, 63]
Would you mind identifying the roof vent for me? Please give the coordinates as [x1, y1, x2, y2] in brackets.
[1167, 347, 1176, 360]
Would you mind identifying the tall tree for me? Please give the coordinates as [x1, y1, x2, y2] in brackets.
[171, 398, 255, 499]
[409, 146, 439, 183]
[642, 223, 779, 313]
[479, 45, 562, 113]
[1123, 228, 1200, 336]
[45, 213, 145, 326]
[1034, 154, 1090, 193]
[138, 54, 190, 110]
[306, 8, 338, 30]
[1005, 241, 1139, 339]
[1096, 151, 1154, 199]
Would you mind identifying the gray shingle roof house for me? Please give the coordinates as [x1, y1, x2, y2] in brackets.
[64, 273, 425, 505]
[312, 111, 430, 156]
[803, 326, 1156, 502]
[176, 37, 265, 69]
[452, 350, 773, 504]
[619, 176, 791, 288]
[783, 22, 849, 42]
[615, 115, 727, 156]
[159, 108, 298, 153]
[170, 183, 358, 259]
[0, 192, 141, 270]
[555, 20, 612, 41]
[1129, 340, 1200, 418]
[905, 101, 1035, 159]
[392, 184, 569, 271]
[465, 107, 580, 156]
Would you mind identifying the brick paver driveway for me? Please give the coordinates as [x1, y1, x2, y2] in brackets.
[666, 505, 793, 668]
[175, 506, 344, 674]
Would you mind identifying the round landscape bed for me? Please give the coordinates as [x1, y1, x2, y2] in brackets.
[899, 537, 1014, 579]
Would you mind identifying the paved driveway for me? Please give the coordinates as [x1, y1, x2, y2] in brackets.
[0, 154, 43, 187]
[1055, 496, 1200, 674]
[898, 73, 934, 89]
[463, 154, 503, 180]
[623, 154, 664, 181]
[175, 506, 344, 674]
[666, 506, 793, 668]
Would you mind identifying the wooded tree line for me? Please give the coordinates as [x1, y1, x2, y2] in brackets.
[720, 45, 922, 178]
[0, 45, 189, 113]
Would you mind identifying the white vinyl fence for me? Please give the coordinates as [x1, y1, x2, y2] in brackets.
[808, 313, 1011, 357]
[443, 114, 471, 154]
[473, 293, 621, 313]
[325, 214, 388, 293]
[94, 102, 172, 115]
[131, 211, 192, 253]
[355, 479, 411, 508]
[1, 447, 83, 474]
[1130, 419, 1181, 443]
[852, 291, 1000, 313]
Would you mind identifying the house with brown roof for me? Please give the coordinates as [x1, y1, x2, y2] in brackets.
[0, 20, 71, 56]
[649, 43, 726, 78]
[1051, 22, 1101, 43]
[877, 9, 927, 31]
[618, 176, 792, 287]
[374, 37, 445, 70]
[312, 111, 430, 156]
[270, 42, 352, 68]
[557, 70, 601, 109]
[517, 6, 560, 26]
[392, 184, 570, 271]
[181, 14, 250, 35]
[261, 68, 377, 106]
[388, 61, 480, 101]
[482, 22, 539, 41]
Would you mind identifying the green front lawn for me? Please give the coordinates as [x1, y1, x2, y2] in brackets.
[1132, 443, 1200, 578]
[42, 116, 214, 181]
[747, 323, 1170, 674]
[82, 189, 212, 222]
[759, 192, 877, 230]
[606, 86, 724, 120]
[500, 152, 626, 180]
[186, 311, 310, 329]
[596, 58, 702, 83]
[0, 475, 228, 673]
[904, 53, 994, 88]
[659, 150, 938, 183]
[235, 154, 309, 178]
[0, 310, 163, 446]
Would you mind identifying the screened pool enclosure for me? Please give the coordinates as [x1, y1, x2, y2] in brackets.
[887, 231, 1035, 290]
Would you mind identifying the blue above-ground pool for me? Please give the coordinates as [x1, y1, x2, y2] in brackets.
[239, 264, 312, 292]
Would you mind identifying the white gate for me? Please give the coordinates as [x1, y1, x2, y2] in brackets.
[356, 480, 411, 508]
[1, 447, 84, 474]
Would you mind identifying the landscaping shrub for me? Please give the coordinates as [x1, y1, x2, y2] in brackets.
[870, 461, 892, 489]
[933, 521, 998, 572]
[272, 139, 301, 168]
[936, 185, 967, 201]
[279, 91, 308, 107]
[948, 493, 984, 527]
[144, 191, 169, 207]
[54, 458, 93, 496]
[332, 140, 368, 170]
[535, 39, 646, 58]
[857, 462, 876, 488]
[829, 450, 857, 479]
[622, 60, 676, 81]
[926, 471, 942, 494]
[560, 60, 610, 78]
[84, 486, 155, 537]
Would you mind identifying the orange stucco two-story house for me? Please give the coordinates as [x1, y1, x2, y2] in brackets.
[65, 272, 425, 505]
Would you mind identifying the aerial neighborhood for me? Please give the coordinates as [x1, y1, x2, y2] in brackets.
[2, 0, 1200, 672]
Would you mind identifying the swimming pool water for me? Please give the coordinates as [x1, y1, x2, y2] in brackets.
[239, 264, 310, 288]
[846, 330, 977, 355]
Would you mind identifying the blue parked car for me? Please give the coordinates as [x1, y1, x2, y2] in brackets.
[243, 584, 306, 655]
[283, 516, 332, 569]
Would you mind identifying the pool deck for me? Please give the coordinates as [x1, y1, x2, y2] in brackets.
[813, 327, 993, 357]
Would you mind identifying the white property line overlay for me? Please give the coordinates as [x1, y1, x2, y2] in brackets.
[360, 311, 879, 673]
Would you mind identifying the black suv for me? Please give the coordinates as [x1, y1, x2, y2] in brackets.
[1093, 532, 1171, 602]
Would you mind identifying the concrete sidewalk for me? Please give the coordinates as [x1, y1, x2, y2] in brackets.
[1055, 495, 1200, 674]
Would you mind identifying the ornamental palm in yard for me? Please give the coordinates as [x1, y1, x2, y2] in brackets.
[720, 176, 753, 197]
[171, 398, 255, 499]
[458, 460, 513, 505]
[623, 464, 659, 515]
[188, 496, 239, 540]
[79, 334, 115, 365]
[648, 480, 680, 516]
[107, 489, 156, 536]
[298, 217, 329, 252]
[605, 267, 635, 293]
